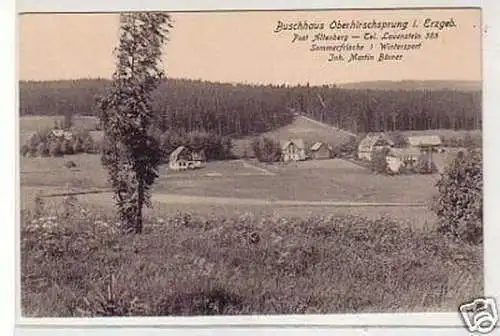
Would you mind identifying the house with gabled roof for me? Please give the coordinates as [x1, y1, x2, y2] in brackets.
[281, 138, 307, 162]
[169, 146, 204, 171]
[357, 134, 394, 161]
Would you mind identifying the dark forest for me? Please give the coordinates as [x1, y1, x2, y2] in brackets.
[19, 78, 482, 136]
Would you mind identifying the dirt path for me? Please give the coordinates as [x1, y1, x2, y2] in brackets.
[39, 189, 427, 208]
[298, 115, 357, 137]
[239, 159, 276, 176]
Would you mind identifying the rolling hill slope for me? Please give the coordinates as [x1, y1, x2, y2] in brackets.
[232, 115, 355, 157]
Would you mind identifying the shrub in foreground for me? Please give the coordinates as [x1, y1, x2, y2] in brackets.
[432, 149, 483, 244]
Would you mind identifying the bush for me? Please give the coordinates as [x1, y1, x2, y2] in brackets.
[72, 138, 84, 154]
[389, 132, 408, 147]
[369, 148, 389, 174]
[413, 154, 438, 174]
[251, 137, 282, 163]
[61, 140, 75, 155]
[20, 144, 31, 157]
[64, 160, 77, 169]
[36, 142, 50, 157]
[27, 131, 49, 156]
[332, 135, 362, 158]
[432, 149, 483, 244]
[81, 134, 98, 154]
[49, 141, 64, 157]
[462, 133, 480, 149]
[21, 128, 101, 157]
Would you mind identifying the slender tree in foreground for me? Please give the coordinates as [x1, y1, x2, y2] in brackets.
[99, 12, 172, 233]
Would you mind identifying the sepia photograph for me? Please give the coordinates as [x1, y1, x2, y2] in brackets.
[18, 8, 484, 318]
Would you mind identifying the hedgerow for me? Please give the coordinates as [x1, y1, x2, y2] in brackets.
[20, 128, 99, 157]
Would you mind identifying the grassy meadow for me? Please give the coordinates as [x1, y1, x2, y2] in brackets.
[20, 153, 441, 232]
[21, 197, 482, 316]
[21, 153, 440, 204]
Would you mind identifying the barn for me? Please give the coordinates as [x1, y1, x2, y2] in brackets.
[281, 139, 307, 162]
[310, 142, 333, 160]
[357, 134, 394, 161]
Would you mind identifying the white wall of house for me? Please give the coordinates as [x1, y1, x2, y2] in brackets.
[283, 145, 306, 162]
[358, 150, 372, 161]
[386, 156, 403, 173]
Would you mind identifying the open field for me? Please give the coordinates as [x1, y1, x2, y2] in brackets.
[21, 186, 437, 232]
[20, 152, 447, 231]
[21, 154, 440, 204]
[392, 129, 482, 139]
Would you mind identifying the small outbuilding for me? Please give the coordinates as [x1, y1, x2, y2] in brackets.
[310, 142, 333, 160]
[357, 134, 394, 161]
[386, 147, 422, 173]
[407, 135, 442, 149]
[407, 135, 442, 168]
[281, 139, 307, 162]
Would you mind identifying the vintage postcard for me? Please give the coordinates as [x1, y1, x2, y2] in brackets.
[16, 5, 493, 333]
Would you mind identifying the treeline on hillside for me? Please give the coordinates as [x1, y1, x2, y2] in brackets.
[338, 80, 481, 91]
[20, 79, 482, 136]
[289, 85, 482, 133]
[20, 79, 294, 137]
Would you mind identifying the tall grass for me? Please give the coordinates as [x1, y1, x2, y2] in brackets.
[21, 198, 482, 316]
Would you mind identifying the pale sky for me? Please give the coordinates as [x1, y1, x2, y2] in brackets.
[18, 9, 481, 85]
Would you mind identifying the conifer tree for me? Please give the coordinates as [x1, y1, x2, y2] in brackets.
[99, 12, 173, 233]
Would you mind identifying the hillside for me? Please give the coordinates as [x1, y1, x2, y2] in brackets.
[338, 80, 482, 92]
[232, 115, 355, 158]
